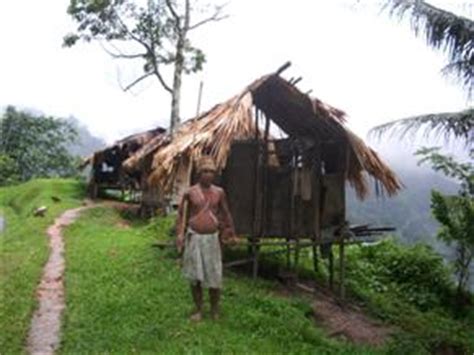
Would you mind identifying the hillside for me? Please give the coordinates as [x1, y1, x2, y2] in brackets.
[346, 144, 473, 289]
[65, 117, 106, 158]
[347, 163, 458, 244]
[1, 179, 473, 354]
[0, 179, 85, 353]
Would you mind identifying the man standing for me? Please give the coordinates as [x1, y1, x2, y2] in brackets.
[176, 156, 236, 321]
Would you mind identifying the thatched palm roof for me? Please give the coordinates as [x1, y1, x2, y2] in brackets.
[82, 127, 166, 170]
[130, 74, 402, 199]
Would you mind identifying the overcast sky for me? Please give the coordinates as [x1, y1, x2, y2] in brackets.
[0, 0, 472, 144]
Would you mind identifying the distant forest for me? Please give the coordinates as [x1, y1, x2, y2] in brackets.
[347, 147, 473, 289]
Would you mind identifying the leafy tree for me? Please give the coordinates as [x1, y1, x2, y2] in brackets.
[0, 106, 78, 183]
[0, 154, 20, 186]
[64, 0, 227, 134]
[417, 147, 474, 300]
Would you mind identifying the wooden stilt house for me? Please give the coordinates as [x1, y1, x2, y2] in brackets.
[128, 65, 403, 292]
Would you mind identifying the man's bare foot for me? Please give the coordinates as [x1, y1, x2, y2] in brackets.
[190, 311, 203, 322]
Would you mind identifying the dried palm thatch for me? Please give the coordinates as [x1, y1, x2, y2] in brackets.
[122, 133, 170, 172]
[148, 91, 257, 193]
[84, 127, 166, 188]
[384, 0, 474, 96]
[109, 127, 166, 156]
[83, 127, 166, 170]
[146, 74, 402, 200]
[369, 108, 474, 147]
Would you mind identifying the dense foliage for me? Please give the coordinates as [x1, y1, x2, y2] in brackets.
[344, 240, 473, 353]
[0, 106, 78, 185]
[347, 240, 452, 310]
[418, 147, 474, 299]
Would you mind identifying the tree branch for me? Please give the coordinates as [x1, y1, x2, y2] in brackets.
[165, 0, 181, 30]
[113, 8, 172, 94]
[99, 41, 146, 59]
[112, 9, 153, 53]
[121, 72, 154, 91]
[152, 65, 173, 94]
[189, 6, 228, 30]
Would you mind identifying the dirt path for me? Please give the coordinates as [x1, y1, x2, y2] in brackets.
[311, 293, 393, 346]
[275, 279, 393, 347]
[26, 206, 88, 355]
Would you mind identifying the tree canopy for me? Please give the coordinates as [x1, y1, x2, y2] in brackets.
[0, 106, 78, 185]
[417, 147, 474, 299]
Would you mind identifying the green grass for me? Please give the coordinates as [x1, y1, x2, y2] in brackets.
[61, 207, 381, 354]
[0, 179, 85, 354]
[3, 179, 472, 354]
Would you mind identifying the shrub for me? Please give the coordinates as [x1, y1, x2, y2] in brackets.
[347, 239, 453, 310]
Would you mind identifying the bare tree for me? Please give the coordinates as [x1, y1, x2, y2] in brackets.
[64, 0, 228, 134]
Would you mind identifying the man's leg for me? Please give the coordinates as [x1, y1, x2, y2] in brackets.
[209, 288, 220, 320]
[190, 282, 203, 321]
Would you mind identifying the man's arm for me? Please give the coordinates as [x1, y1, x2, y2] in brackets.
[218, 189, 236, 242]
[176, 191, 189, 252]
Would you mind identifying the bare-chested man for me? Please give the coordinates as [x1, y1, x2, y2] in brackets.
[176, 156, 236, 321]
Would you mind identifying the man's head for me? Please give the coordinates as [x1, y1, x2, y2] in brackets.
[197, 156, 216, 186]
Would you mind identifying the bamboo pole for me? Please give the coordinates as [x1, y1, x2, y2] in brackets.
[251, 108, 262, 279]
[195, 81, 204, 116]
[275, 61, 291, 75]
[328, 247, 334, 290]
[153, 239, 379, 249]
[339, 238, 346, 300]
[313, 143, 322, 273]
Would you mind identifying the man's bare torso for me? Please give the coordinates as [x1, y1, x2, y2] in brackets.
[186, 184, 223, 234]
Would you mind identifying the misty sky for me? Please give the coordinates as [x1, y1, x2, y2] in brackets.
[0, 0, 472, 144]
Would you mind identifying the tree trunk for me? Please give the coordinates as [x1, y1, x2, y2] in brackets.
[455, 243, 472, 305]
[170, 37, 184, 135]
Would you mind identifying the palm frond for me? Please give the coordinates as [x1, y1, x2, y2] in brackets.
[369, 108, 474, 147]
[385, 0, 474, 96]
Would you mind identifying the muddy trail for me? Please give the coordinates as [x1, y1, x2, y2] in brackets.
[310, 288, 393, 346]
[26, 207, 88, 355]
[26, 201, 132, 354]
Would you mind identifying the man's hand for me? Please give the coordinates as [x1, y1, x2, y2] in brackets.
[176, 235, 185, 254]
[225, 234, 239, 247]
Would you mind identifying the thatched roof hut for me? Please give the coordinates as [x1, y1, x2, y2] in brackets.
[128, 74, 401, 200]
[86, 127, 166, 197]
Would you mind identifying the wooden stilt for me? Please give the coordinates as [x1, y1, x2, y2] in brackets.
[286, 238, 292, 268]
[251, 108, 262, 280]
[294, 238, 300, 270]
[252, 236, 259, 279]
[312, 238, 319, 272]
[339, 238, 346, 300]
[328, 247, 334, 290]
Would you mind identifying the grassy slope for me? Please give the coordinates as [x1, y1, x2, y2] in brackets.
[0, 179, 85, 354]
[2, 179, 471, 354]
[61, 207, 379, 354]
